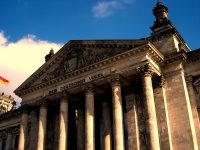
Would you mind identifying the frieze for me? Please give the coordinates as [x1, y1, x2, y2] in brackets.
[60, 72, 103, 91]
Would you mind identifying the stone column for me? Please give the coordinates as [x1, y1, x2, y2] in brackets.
[5, 127, 12, 150]
[58, 91, 69, 150]
[37, 100, 48, 150]
[77, 106, 85, 150]
[108, 73, 125, 150]
[137, 63, 160, 150]
[186, 76, 200, 148]
[0, 138, 2, 150]
[18, 105, 29, 150]
[29, 110, 39, 150]
[102, 99, 112, 150]
[84, 83, 95, 150]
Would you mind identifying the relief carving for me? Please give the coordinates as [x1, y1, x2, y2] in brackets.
[43, 49, 112, 81]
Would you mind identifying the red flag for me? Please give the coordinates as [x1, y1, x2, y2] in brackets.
[0, 76, 9, 86]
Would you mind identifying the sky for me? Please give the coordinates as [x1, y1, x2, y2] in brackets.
[0, 0, 200, 104]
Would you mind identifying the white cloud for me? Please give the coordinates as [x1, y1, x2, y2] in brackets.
[0, 31, 8, 45]
[121, 0, 135, 4]
[0, 31, 63, 103]
[92, 1, 120, 18]
[92, 0, 135, 18]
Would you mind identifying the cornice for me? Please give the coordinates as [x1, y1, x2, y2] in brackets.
[164, 50, 187, 65]
[187, 48, 200, 63]
[149, 20, 190, 53]
[15, 40, 146, 96]
[0, 109, 21, 122]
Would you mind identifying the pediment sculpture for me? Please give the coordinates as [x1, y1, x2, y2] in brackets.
[43, 48, 112, 81]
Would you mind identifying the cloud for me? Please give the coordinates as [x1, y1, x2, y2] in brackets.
[0, 31, 63, 103]
[0, 31, 8, 45]
[92, 1, 120, 18]
[92, 0, 135, 18]
[121, 0, 135, 4]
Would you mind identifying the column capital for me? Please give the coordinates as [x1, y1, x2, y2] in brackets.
[59, 90, 70, 102]
[37, 99, 48, 108]
[6, 127, 12, 133]
[20, 105, 31, 114]
[84, 83, 95, 94]
[137, 63, 154, 77]
[107, 72, 121, 86]
[153, 75, 165, 88]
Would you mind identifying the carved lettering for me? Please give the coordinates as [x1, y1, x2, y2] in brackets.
[60, 79, 85, 91]
[89, 73, 103, 80]
[60, 73, 104, 91]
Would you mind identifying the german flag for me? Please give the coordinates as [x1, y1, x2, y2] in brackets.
[0, 76, 9, 86]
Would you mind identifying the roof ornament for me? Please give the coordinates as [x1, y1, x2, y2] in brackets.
[153, 1, 168, 23]
[45, 48, 54, 62]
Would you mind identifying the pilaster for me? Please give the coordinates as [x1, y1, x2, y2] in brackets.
[153, 75, 172, 150]
[125, 90, 139, 150]
[164, 69, 198, 150]
[186, 76, 200, 148]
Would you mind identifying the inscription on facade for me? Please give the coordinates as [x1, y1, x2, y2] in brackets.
[60, 73, 103, 90]
[47, 73, 104, 95]
[60, 79, 86, 91]
[48, 89, 57, 95]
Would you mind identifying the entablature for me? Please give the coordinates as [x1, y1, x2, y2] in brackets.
[17, 42, 164, 104]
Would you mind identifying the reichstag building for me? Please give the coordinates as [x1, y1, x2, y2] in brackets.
[0, 2, 200, 150]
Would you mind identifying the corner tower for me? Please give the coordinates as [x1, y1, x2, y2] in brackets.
[149, 1, 190, 54]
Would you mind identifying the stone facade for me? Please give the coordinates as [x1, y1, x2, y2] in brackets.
[0, 2, 200, 150]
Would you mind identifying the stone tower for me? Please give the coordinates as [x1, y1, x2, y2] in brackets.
[0, 92, 15, 114]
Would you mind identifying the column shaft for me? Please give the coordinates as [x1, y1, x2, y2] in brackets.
[29, 110, 38, 150]
[85, 85, 95, 150]
[59, 99, 68, 150]
[5, 130, 12, 150]
[142, 75, 160, 150]
[77, 108, 85, 150]
[102, 100, 112, 150]
[37, 102, 47, 150]
[109, 73, 125, 150]
[18, 109, 28, 150]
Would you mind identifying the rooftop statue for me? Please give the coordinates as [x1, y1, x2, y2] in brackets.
[45, 49, 54, 62]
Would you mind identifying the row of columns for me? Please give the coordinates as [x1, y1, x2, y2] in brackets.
[18, 63, 160, 150]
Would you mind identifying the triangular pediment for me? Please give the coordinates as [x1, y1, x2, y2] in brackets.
[12, 127, 20, 134]
[193, 76, 200, 94]
[194, 78, 200, 85]
[14, 39, 150, 96]
[0, 131, 7, 138]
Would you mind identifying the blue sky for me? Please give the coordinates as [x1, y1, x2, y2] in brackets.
[0, 0, 200, 103]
